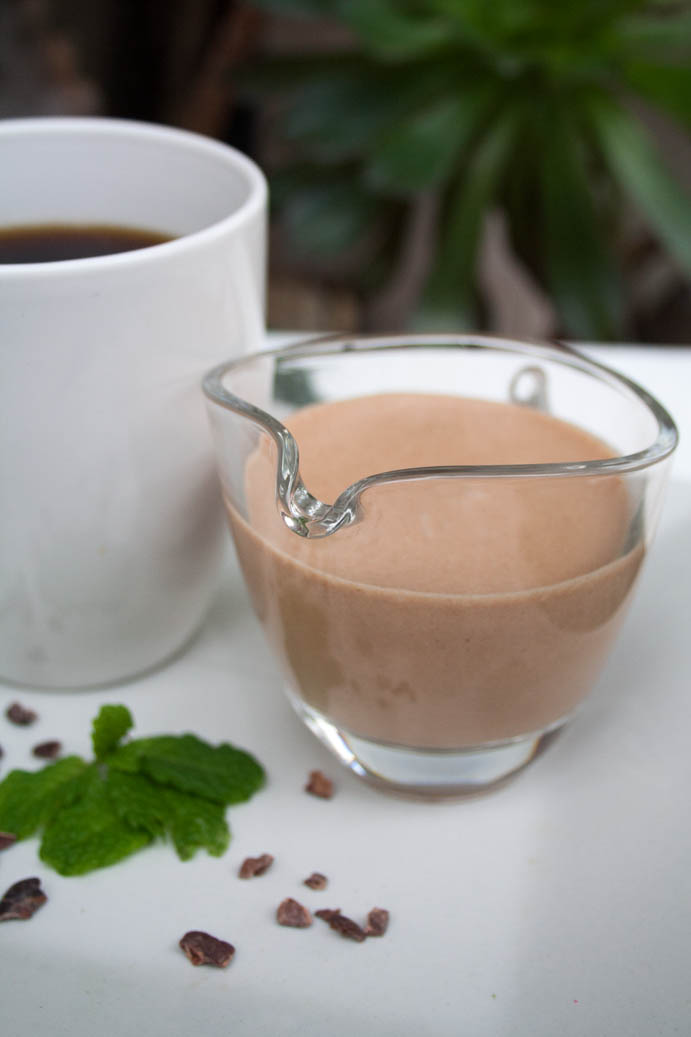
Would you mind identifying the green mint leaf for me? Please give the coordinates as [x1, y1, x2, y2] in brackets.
[39, 766, 150, 876]
[109, 734, 265, 805]
[162, 787, 230, 861]
[92, 704, 134, 760]
[101, 742, 140, 775]
[101, 739, 141, 773]
[104, 769, 169, 838]
[105, 770, 230, 860]
[0, 703, 264, 876]
[0, 756, 88, 839]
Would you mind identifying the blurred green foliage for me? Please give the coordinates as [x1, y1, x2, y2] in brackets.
[247, 0, 691, 337]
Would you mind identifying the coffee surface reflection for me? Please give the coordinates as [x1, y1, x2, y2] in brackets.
[0, 223, 172, 263]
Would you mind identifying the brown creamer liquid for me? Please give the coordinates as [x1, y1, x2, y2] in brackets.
[229, 394, 643, 748]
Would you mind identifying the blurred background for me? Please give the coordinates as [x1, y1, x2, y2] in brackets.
[1, 0, 690, 342]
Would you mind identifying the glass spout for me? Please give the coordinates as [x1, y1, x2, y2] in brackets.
[271, 422, 354, 538]
[203, 358, 355, 539]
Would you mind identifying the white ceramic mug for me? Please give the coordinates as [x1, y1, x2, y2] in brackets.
[0, 117, 267, 688]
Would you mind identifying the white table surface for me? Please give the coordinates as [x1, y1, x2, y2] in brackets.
[1, 339, 690, 1037]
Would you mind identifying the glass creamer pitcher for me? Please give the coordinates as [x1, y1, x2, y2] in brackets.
[203, 335, 677, 796]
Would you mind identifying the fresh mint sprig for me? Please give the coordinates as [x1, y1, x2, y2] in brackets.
[0, 706, 265, 876]
[92, 703, 134, 761]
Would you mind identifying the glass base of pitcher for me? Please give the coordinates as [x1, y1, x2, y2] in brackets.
[291, 695, 566, 798]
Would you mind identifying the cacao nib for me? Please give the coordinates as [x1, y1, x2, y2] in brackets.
[364, 907, 389, 937]
[276, 898, 312, 928]
[305, 770, 333, 799]
[238, 853, 274, 879]
[315, 907, 370, 942]
[32, 740, 62, 759]
[315, 908, 341, 922]
[0, 877, 47, 921]
[179, 930, 235, 968]
[6, 702, 38, 726]
[327, 912, 367, 943]
[304, 872, 328, 890]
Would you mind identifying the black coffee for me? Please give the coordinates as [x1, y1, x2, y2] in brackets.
[0, 223, 173, 263]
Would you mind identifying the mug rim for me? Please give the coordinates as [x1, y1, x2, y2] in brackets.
[0, 117, 267, 278]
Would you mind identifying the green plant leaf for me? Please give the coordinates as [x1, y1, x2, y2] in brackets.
[105, 770, 230, 859]
[622, 61, 691, 130]
[589, 96, 691, 272]
[425, 0, 643, 56]
[109, 734, 265, 805]
[240, 54, 371, 97]
[246, 0, 690, 335]
[40, 767, 152, 877]
[92, 704, 134, 760]
[421, 113, 517, 322]
[340, 0, 454, 60]
[617, 12, 691, 60]
[0, 704, 265, 876]
[365, 88, 495, 194]
[539, 108, 623, 338]
[248, 0, 333, 15]
[283, 74, 414, 161]
[105, 768, 169, 838]
[277, 177, 380, 256]
[0, 756, 89, 839]
[162, 788, 230, 861]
